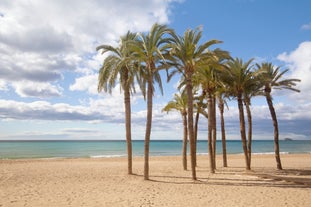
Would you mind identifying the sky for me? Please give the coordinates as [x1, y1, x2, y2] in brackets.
[0, 0, 310, 141]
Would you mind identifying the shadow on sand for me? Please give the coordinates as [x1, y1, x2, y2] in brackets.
[132, 168, 311, 189]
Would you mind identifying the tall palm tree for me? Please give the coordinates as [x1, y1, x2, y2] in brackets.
[162, 92, 188, 170]
[257, 62, 300, 170]
[168, 27, 223, 180]
[192, 51, 230, 173]
[222, 58, 254, 170]
[193, 90, 208, 167]
[130, 23, 173, 180]
[194, 65, 218, 173]
[242, 72, 262, 167]
[216, 90, 228, 167]
[243, 95, 253, 167]
[177, 83, 208, 168]
[97, 31, 138, 175]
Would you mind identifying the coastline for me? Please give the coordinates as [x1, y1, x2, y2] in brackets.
[1, 154, 310, 207]
[0, 140, 310, 159]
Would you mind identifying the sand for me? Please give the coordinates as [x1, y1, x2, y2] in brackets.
[0, 154, 310, 207]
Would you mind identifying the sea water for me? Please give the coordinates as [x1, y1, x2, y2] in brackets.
[0, 140, 310, 159]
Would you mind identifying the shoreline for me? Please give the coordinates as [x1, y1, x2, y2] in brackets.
[1, 154, 310, 206]
[1, 140, 310, 160]
[1, 151, 310, 161]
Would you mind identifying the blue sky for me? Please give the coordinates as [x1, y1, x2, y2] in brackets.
[0, 0, 310, 140]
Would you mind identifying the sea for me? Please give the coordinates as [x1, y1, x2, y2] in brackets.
[0, 140, 310, 159]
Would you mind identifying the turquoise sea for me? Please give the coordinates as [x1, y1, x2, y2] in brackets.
[0, 140, 310, 159]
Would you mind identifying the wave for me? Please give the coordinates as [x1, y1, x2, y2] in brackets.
[39, 157, 69, 160]
[197, 152, 292, 156]
[197, 153, 208, 156]
[90, 154, 127, 158]
[252, 152, 289, 155]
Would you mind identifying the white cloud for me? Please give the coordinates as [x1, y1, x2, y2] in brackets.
[277, 41, 311, 102]
[0, 92, 134, 122]
[0, 0, 180, 98]
[277, 102, 311, 120]
[89, 96, 124, 119]
[69, 74, 98, 95]
[12, 81, 63, 98]
[301, 22, 311, 30]
[0, 124, 109, 140]
[0, 99, 104, 121]
[0, 51, 67, 81]
[0, 80, 8, 91]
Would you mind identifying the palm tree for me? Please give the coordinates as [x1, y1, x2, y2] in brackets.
[192, 50, 230, 173]
[177, 83, 208, 168]
[194, 65, 218, 173]
[168, 27, 223, 180]
[216, 90, 228, 167]
[193, 90, 208, 167]
[243, 95, 253, 167]
[97, 31, 138, 175]
[222, 58, 254, 170]
[257, 62, 300, 170]
[242, 72, 262, 167]
[130, 23, 173, 180]
[162, 92, 188, 170]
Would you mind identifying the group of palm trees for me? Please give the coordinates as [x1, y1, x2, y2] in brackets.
[97, 23, 300, 181]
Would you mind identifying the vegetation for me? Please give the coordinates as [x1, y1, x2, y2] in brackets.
[256, 62, 301, 169]
[216, 88, 228, 167]
[97, 31, 138, 174]
[129, 23, 173, 180]
[97, 23, 300, 180]
[162, 92, 188, 170]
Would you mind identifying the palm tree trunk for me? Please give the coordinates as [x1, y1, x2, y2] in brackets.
[245, 100, 252, 168]
[237, 95, 250, 170]
[186, 74, 197, 180]
[182, 112, 188, 170]
[194, 111, 199, 167]
[144, 77, 153, 180]
[124, 87, 133, 175]
[219, 101, 227, 167]
[265, 92, 282, 170]
[212, 96, 217, 170]
[207, 92, 215, 173]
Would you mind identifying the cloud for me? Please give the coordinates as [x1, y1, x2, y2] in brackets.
[13, 81, 63, 98]
[0, 93, 176, 127]
[0, 99, 105, 121]
[61, 128, 100, 134]
[277, 41, 311, 102]
[0, 25, 73, 53]
[0, 97, 309, 140]
[301, 22, 311, 30]
[0, 80, 8, 91]
[0, 91, 139, 122]
[0, 0, 180, 98]
[69, 74, 98, 95]
[0, 47, 77, 98]
[0, 52, 66, 81]
[0, 126, 108, 140]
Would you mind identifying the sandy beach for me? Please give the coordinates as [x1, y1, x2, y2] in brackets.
[0, 154, 310, 207]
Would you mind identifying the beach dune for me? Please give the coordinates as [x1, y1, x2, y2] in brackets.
[0, 154, 310, 207]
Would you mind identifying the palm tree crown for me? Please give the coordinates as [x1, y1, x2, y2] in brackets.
[257, 62, 301, 93]
[97, 31, 138, 94]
